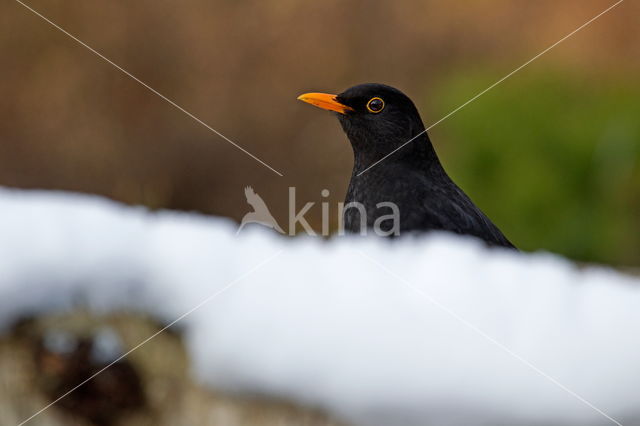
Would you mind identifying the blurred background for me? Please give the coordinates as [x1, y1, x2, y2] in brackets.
[2, 2, 640, 425]
[1, 0, 639, 266]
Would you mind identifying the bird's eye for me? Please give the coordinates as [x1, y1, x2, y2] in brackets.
[366, 97, 384, 113]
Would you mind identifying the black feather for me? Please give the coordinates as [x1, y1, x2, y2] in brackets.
[336, 83, 515, 249]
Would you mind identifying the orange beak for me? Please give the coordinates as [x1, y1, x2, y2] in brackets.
[297, 92, 353, 114]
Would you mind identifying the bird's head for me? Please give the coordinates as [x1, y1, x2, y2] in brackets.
[298, 83, 429, 162]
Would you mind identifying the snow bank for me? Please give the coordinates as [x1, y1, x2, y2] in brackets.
[0, 187, 638, 426]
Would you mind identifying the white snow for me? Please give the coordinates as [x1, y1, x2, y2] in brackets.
[0, 187, 639, 426]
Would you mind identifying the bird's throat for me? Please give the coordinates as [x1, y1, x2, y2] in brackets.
[351, 132, 440, 176]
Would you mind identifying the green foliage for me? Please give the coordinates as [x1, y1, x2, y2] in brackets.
[427, 70, 640, 265]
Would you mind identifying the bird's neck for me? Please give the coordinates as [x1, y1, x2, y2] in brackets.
[352, 132, 444, 176]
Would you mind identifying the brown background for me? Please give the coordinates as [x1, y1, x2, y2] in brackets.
[1, 0, 638, 262]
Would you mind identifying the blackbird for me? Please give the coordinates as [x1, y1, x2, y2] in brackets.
[298, 83, 515, 249]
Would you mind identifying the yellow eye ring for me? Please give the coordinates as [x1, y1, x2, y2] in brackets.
[366, 97, 385, 113]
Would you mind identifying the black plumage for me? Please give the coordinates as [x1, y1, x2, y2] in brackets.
[299, 83, 515, 249]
